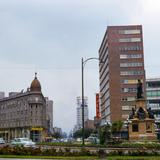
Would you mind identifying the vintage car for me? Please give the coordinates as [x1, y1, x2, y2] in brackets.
[0, 138, 5, 144]
[11, 138, 36, 147]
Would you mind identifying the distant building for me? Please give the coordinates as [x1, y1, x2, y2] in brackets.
[0, 92, 5, 99]
[53, 127, 62, 136]
[99, 25, 146, 125]
[85, 119, 95, 130]
[75, 96, 88, 131]
[0, 73, 52, 142]
[9, 92, 20, 97]
[45, 97, 53, 134]
[146, 78, 160, 131]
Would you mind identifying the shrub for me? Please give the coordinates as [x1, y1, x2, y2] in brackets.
[56, 148, 64, 156]
[80, 148, 91, 156]
[63, 148, 71, 156]
[42, 148, 57, 156]
[98, 149, 107, 158]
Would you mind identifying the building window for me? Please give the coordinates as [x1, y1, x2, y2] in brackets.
[147, 81, 160, 88]
[122, 106, 135, 111]
[132, 123, 139, 132]
[147, 91, 160, 97]
[119, 45, 142, 51]
[120, 71, 143, 76]
[122, 79, 143, 84]
[120, 62, 143, 67]
[119, 29, 141, 34]
[119, 38, 141, 43]
[122, 88, 137, 93]
[122, 114, 128, 119]
[120, 54, 142, 59]
[121, 97, 136, 101]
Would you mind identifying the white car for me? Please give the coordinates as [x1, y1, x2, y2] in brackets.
[0, 138, 5, 144]
[11, 138, 36, 147]
[86, 136, 100, 144]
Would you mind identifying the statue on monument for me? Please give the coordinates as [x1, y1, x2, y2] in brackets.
[137, 79, 143, 99]
[137, 107, 146, 120]
[147, 107, 154, 119]
[129, 108, 135, 119]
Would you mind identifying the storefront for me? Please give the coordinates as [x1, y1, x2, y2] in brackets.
[30, 127, 44, 142]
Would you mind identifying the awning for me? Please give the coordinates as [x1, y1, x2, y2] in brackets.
[31, 127, 43, 131]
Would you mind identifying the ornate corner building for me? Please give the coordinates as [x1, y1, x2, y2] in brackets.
[0, 73, 53, 142]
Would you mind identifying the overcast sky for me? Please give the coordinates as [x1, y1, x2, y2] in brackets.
[0, 0, 160, 133]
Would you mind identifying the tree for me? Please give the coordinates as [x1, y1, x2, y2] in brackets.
[111, 120, 123, 138]
[62, 132, 67, 138]
[73, 129, 82, 138]
[99, 124, 111, 145]
[111, 120, 123, 133]
[73, 128, 93, 139]
[53, 132, 62, 139]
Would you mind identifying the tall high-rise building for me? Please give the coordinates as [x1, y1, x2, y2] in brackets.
[75, 96, 88, 130]
[99, 25, 146, 125]
[146, 78, 160, 131]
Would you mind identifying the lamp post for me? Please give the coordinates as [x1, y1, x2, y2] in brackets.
[81, 57, 101, 146]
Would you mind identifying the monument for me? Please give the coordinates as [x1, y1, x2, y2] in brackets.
[128, 79, 156, 141]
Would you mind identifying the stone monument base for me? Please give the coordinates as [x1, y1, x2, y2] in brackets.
[128, 99, 157, 141]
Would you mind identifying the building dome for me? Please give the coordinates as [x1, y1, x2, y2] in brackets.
[30, 73, 41, 92]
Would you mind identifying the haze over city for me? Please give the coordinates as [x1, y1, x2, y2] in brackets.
[0, 0, 160, 133]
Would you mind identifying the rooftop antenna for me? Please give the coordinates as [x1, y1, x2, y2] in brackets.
[35, 72, 37, 78]
[34, 65, 38, 78]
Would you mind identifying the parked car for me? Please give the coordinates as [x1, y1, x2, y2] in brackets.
[0, 138, 5, 144]
[85, 136, 100, 144]
[85, 134, 100, 144]
[51, 138, 60, 142]
[11, 138, 36, 147]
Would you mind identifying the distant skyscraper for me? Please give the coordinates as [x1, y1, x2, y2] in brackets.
[99, 25, 146, 125]
[75, 96, 88, 130]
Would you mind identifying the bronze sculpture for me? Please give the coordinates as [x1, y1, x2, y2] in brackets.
[137, 79, 143, 99]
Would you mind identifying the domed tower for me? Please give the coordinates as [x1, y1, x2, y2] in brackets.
[30, 73, 41, 92]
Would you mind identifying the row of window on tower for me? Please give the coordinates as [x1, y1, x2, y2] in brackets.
[119, 45, 142, 51]
[120, 62, 143, 67]
[118, 29, 141, 35]
[120, 70, 143, 76]
[120, 54, 142, 59]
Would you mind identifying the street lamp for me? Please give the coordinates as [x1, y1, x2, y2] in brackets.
[81, 57, 101, 146]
